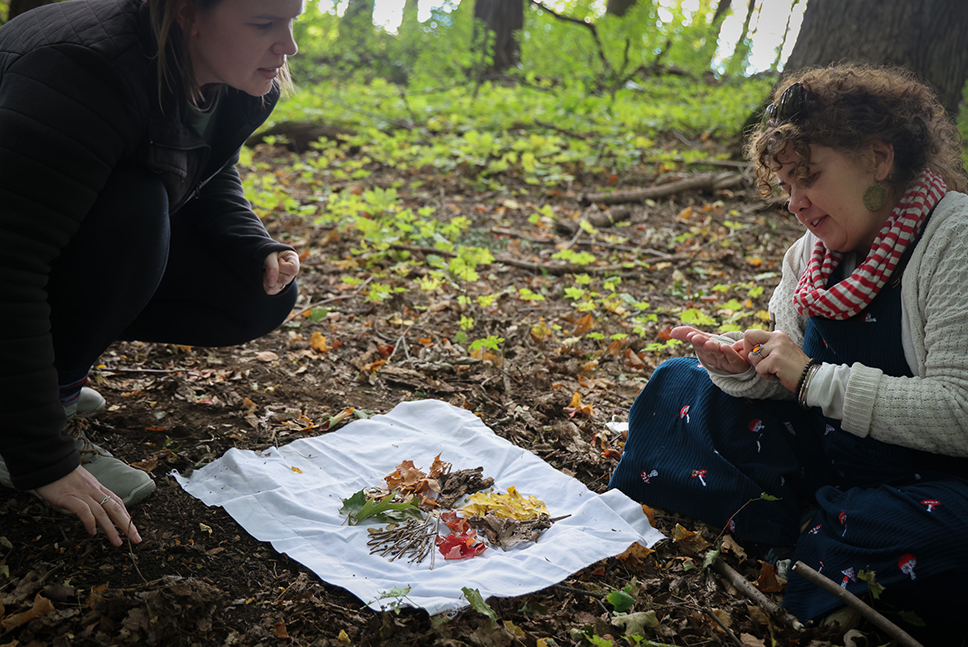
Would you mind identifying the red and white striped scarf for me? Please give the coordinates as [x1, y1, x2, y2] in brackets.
[793, 169, 946, 320]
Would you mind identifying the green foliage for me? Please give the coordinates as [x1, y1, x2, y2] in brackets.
[366, 585, 414, 613]
[461, 587, 498, 623]
[338, 489, 423, 525]
[606, 587, 635, 613]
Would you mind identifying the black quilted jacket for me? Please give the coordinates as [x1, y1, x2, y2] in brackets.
[0, 0, 291, 489]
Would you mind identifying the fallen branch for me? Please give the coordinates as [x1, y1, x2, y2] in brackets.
[387, 243, 634, 276]
[709, 559, 803, 632]
[582, 172, 743, 206]
[790, 561, 924, 647]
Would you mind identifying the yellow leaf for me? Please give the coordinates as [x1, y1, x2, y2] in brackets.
[530, 319, 553, 343]
[310, 331, 331, 353]
[199, 523, 212, 535]
[616, 542, 654, 563]
[291, 466, 303, 474]
[462, 487, 548, 520]
[338, 629, 351, 643]
[564, 391, 594, 418]
[755, 310, 771, 321]
[671, 523, 710, 554]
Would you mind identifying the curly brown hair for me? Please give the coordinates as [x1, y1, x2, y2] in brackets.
[745, 64, 967, 197]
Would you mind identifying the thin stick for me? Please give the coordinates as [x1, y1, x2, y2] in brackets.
[97, 367, 185, 374]
[790, 561, 924, 647]
[709, 558, 803, 632]
[703, 603, 745, 647]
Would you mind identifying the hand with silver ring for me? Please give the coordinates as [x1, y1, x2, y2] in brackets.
[100, 495, 111, 506]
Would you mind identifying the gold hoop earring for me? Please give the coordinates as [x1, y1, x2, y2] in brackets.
[863, 183, 888, 211]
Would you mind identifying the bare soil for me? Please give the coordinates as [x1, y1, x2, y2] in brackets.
[0, 139, 917, 647]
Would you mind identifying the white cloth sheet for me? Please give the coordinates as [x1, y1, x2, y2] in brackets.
[175, 400, 663, 615]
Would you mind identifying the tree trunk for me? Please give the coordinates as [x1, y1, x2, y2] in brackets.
[784, 0, 968, 117]
[606, 0, 636, 17]
[725, 0, 756, 76]
[474, 0, 524, 73]
[336, 0, 375, 56]
[8, 0, 57, 21]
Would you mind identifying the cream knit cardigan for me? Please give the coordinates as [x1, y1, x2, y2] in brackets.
[709, 191, 968, 458]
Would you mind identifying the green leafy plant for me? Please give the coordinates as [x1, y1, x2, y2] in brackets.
[338, 489, 423, 526]
[461, 587, 498, 624]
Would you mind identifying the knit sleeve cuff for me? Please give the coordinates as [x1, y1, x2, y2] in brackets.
[841, 362, 882, 437]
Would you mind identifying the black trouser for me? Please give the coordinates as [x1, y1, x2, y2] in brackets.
[46, 165, 296, 379]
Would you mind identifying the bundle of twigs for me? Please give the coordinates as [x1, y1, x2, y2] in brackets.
[366, 515, 441, 566]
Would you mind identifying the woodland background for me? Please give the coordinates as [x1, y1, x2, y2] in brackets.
[2, 1, 968, 646]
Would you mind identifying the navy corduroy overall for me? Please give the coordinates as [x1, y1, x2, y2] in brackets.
[609, 239, 968, 631]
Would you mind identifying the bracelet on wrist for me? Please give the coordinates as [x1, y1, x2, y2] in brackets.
[796, 359, 820, 409]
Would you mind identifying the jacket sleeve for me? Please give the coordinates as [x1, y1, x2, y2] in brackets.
[708, 233, 812, 400]
[841, 209, 968, 457]
[187, 151, 294, 290]
[0, 44, 143, 489]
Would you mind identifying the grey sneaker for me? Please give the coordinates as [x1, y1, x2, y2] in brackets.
[0, 433, 155, 508]
[64, 387, 107, 420]
[73, 433, 156, 507]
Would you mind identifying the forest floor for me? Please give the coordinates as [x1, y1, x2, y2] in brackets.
[0, 135, 931, 647]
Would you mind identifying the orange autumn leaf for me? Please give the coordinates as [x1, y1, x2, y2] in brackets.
[641, 503, 656, 527]
[1, 592, 55, 631]
[616, 542, 654, 563]
[417, 337, 434, 346]
[129, 457, 159, 473]
[753, 561, 785, 593]
[624, 348, 645, 370]
[573, 312, 594, 335]
[469, 346, 502, 365]
[320, 407, 354, 432]
[563, 391, 594, 418]
[428, 453, 452, 478]
[361, 359, 387, 374]
[605, 339, 625, 357]
[384, 459, 442, 498]
[309, 331, 331, 353]
[273, 620, 290, 639]
[377, 343, 395, 358]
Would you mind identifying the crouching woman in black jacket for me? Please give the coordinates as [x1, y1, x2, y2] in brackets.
[0, 0, 303, 546]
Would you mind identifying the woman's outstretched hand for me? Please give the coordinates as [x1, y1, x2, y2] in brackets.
[34, 466, 142, 547]
[742, 329, 812, 392]
[263, 250, 300, 295]
[670, 326, 751, 374]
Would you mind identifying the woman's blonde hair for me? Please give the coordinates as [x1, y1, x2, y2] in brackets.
[147, 0, 294, 107]
[746, 64, 967, 196]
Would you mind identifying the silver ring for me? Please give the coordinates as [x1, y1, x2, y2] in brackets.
[99, 495, 111, 506]
[750, 344, 763, 356]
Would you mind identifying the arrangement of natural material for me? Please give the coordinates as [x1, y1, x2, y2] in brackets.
[339, 456, 559, 565]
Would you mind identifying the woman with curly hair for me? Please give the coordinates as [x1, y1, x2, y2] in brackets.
[610, 64, 968, 634]
[0, 0, 302, 547]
